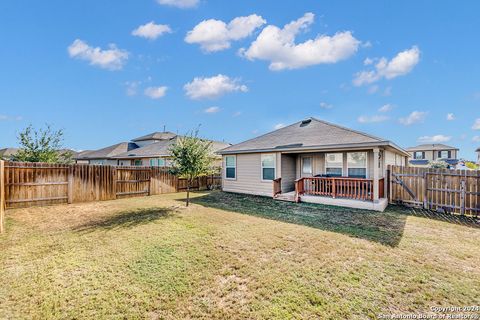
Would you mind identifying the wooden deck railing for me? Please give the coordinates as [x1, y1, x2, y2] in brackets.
[295, 177, 378, 201]
[273, 178, 282, 197]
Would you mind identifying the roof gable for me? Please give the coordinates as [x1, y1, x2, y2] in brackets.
[131, 132, 176, 142]
[406, 144, 458, 152]
[76, 142, 138, 159]
[219, 117, 388, 154]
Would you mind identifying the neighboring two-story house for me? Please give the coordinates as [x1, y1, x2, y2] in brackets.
[406, 144, 459, 167]
[476, 147, 480, 164]
[75, 131, 230, 167]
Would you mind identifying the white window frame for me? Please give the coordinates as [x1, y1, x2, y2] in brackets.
[325, 153, 343, 177]
[346, 152, 368, 179]
[225, 155, 236, 180]
[261, 153, 276, 182]
[413, 152, 424, 160]
[439, 150, 449, 159]
[302, 156, 313, 174]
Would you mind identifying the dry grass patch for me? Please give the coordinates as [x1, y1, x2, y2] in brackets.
[1, 191, 479, 319]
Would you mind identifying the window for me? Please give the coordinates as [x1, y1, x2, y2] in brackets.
[225, 156, 236, 179]
[134, 160, 143, 166]
[149, 158, 166, 167]
[261, 154, 276, 181]
[414, 152, 424, 160]
[347, 152, 367, 178]
[325, 153, 343, 177]
[302, 157, 312, 174]
[438, 150, 450, 159]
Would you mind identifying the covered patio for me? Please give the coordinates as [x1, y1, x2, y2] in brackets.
[273, 148, 389, 211]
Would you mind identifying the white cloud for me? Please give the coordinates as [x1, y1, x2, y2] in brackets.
[319, 102, 333, 109]
[156, 0, 198, 8]
[0, 114, 22, 121]
[472, 118, 480, 130]
[240, 12, 360, 71]
[417, 135, 451, 143]
[353, 46, 420, 86]
[132, 22, 172, 40]
[125, 81, 140, 96]
[184, 74, 248, 100]
[144, 86, 168, 99]
[473, 136, 480, 142]
[446, 113, 455, 121]
[363, 57, 374, 65]
[378, 104, 393, 112]
[399, 111, 427, 125]
[233, 111, 242, 117]
[204, 106, 220, 113]
[274, 123, 286, 130]
[68, 39, 128, 70]
[185, 14, 266, 52]
[357, 115, 389, 123]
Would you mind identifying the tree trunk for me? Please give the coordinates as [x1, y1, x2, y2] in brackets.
[186, 182, 190, 207]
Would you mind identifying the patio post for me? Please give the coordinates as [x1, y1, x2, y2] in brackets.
[373, 148, 379, 202]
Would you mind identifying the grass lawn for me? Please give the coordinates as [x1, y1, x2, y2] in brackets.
[1, 191, 479, 319]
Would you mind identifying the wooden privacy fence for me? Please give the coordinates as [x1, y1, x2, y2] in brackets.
[388, 165, 480, 216]
[1, 161, 221, 210]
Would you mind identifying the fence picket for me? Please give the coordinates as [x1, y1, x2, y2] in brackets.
[3, 161, 221, 209]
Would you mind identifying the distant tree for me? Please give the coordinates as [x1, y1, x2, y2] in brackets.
[169, 130, 215, 207]
[13, 124, 73, 163]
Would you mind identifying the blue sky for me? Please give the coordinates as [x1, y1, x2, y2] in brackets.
[0, 0, 479, 159]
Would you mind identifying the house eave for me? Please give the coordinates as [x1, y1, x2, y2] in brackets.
[218, 141, 410, 156]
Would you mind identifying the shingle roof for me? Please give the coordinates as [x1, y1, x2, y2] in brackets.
[76, 142, 138, 159]
[476, 147, 480, 152]
[219, 117, 407, 155]
[113, 137, 231, 158]
[131, 132, 177, 142]
[406, 144, 459, 152]
[0, 148, 19, 158]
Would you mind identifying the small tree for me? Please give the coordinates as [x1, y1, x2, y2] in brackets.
[169, 131, 214, 207]
[13, 124, 73, 163]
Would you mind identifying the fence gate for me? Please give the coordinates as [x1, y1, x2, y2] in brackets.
[388, 165, 480, 216]
[115, 167, 152, 198]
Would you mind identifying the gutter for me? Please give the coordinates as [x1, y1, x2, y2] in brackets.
[218, 141, 410, 157]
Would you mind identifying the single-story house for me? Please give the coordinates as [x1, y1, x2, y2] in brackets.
[218, 117, 410, 212]
[406, 144, 459, 167]
[76, 131, 230, 167]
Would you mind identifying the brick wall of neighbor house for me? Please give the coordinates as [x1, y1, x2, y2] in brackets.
[222, 153, 280, 197]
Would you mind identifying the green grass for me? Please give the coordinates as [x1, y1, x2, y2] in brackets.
[1, 191, 479, 319]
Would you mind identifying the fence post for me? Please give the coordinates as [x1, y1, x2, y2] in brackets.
[460, 178, 466, 215]
[0, 160, 5, 233]
[67, 165, 74, 204]
[112, 166, 117, 200]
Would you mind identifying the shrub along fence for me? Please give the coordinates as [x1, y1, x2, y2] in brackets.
[0, 161, 221, 211]
[388, 165, 480, 216]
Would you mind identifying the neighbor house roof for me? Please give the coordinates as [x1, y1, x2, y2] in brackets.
[476, 147, 480, 152]
[218, 117, 409, 156]
[0, 147, 19, 158]
[76, 142, 138, 160]
[131, 131, 177, 142]
[113, 137, 231, 159]
[406, 144, 459, 152]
